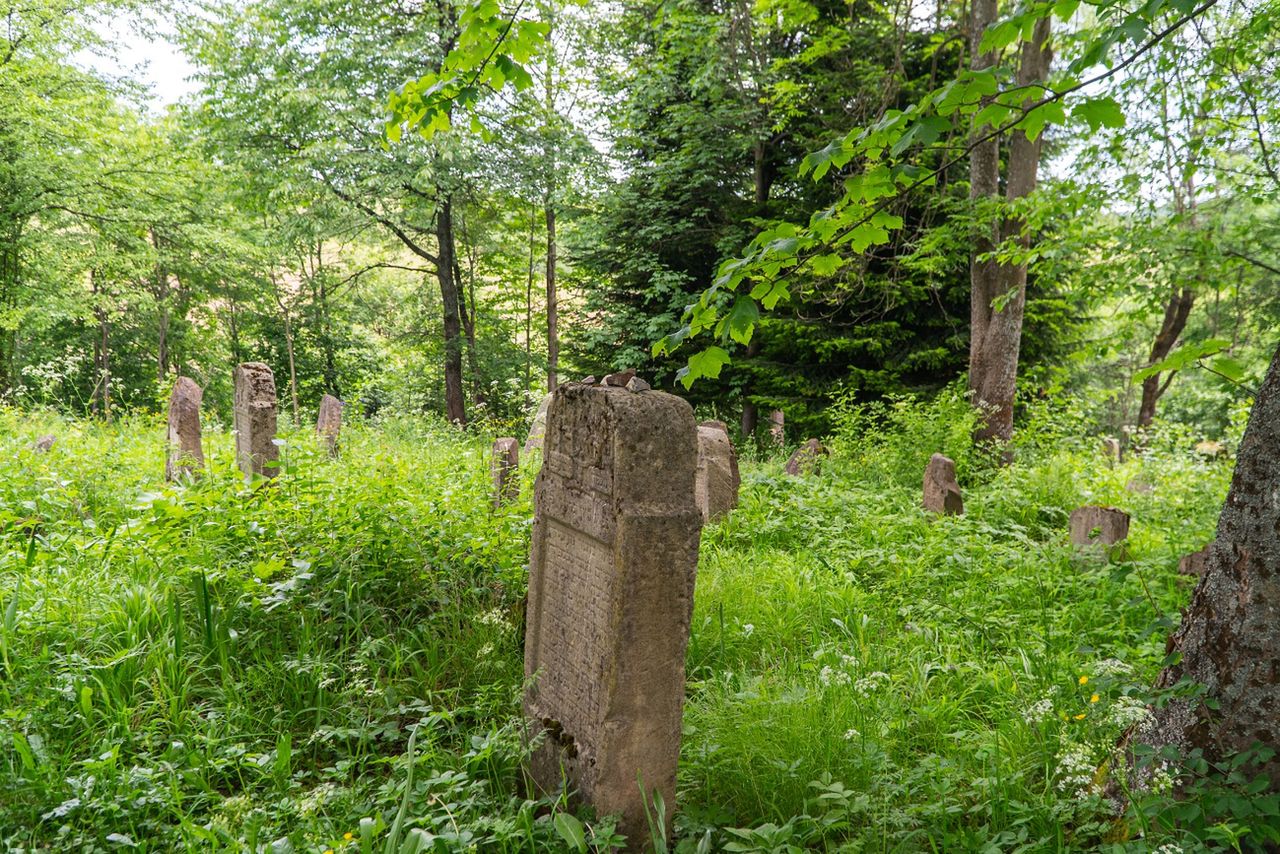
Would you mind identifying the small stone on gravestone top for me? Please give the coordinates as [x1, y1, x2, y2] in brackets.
[524, 382, 702, 847]
[768, 410, 785, 446]
[166, 377, 205, 481]
[625, 376, 650, 392]
[603, 368, 636, 387]
[233, 362, 279, 483]
[491, 437, 519, 508]
[580, 375, 597, 385]
[32, 434, 56, 453]
[922, 453, 964, 515]
[316, 393, 343, 457]
[524, 392, 554, 454]
[784, 438, 828, 476]
[1068, 505, 1130, 548]
[696, 420, 740, 521]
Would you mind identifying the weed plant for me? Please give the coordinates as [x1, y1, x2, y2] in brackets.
[0, 398, 1271, 852]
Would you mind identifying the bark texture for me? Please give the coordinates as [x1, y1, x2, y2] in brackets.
[1136, 285, 1196, 428]
[1137, 342, 1280, 789]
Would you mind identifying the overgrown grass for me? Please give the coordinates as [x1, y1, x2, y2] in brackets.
[0, 398, 1264, 852]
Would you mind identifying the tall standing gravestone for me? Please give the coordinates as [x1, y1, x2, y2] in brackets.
[523, 383, 703, 847]
[922, 453, 964, 515]
[492, 437, 519, 507]
[165, 377, 205, 481]
[316, 393, 343, 457]
[768, 409, 785, 446]
[695, 420, 740, 521]
[233, 362, 279, 483]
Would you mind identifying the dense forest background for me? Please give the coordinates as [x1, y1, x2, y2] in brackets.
[2, 0, 1277, 441]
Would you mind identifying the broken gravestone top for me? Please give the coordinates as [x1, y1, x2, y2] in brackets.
[524, 382, 702, 846]
[233, 362, 279, 482]
[166, 377, 205, 481]
[784, 438, 828, 476]
[523, 392, 554, 454]
[1069, 505, 1130, 548]
[316, 393, 343, 457]
[923, 453, 964, 515]
[492, 437, 519, 508]
[696, 420, 740, 522]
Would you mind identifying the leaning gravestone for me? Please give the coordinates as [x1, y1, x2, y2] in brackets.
[923, 453, 964, 515]
[32, 434, 56, 453]
[1069, 505, 1130, 548]
[695, 420, 740, 521]
[523, 392, 554, 454]
[524, 382, 702, 847]
[784, 438, 828, 476]
[165, 377, 205, 481]
[768, 410, 785, 446]
[233, 362, 279, 483]
[491, 437, 519, 508]
[316, 393, 343, 457]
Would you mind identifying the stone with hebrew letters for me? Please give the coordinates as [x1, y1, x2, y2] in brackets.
[492, 437, 519, 508]
[523, 383, 702, 848]
[233, 362, 279, 483]
[923, 453, 964, 515]
[523, 393, 553, 454]
[784, 438, 828, 476]
[166, 377, 205, 481]
[316, 393, 343, 457]
[696, 420, 740, 521]
[1069, 505, 1130, 547]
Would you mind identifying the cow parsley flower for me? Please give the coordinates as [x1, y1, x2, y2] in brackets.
[1056, 744, 1097, 799]
[1023, 696, 1053, 724]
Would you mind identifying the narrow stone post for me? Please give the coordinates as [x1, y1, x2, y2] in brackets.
[768, 409, 785, 447]
[695, 420, 740, 521]
[523, 382, 702, 848]
[166, 377, 205, 481]
[923, 453, 964, 515]
[1069, 505, 1130, 549]
[233, 362, 279, 483]
[1101, 436, 1121, 463]
[316, 393, 343, 457]
[523, 392, 553, 453]
[492, 437, 519, 507]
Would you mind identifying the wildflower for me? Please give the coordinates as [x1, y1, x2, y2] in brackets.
[344, 832, 354, 841]
[477, 608, 511, 630]
[843, 728, 859, 740]
[1148, 761, 1176, 794]
[1073, 713, 1086, 720]
[1056, 744, 1097, 799]
[1022, 697, 1053, 725]
[1152, 843, 1183, 854]
[853, 672, 890, 697]
[1094, 658, 1133, 677]
[1090, 694, 1100, 704]
[1108, 695, 1154, 729]
[819, 665, 851, 687]
[741, 623, 755, 637]
[1078, 675, 1089, 686]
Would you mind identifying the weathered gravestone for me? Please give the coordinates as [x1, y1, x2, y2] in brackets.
[523, 392, 554, 454]
[1069, 505, 1130, 548]
[1126, 477, 1154, 495]
[1101, 437, 1121, 463]
[165, 377, 205, 481]
[768, 410, 785, 447]
[316, 393, 343, 457]
[1178, 543, 1211, 576]
[32, 434, 56, 453]
[785, 438, 828, 476]
[233, 362, 279, 483]
[523, 382, 702, 847]
[695, 420, 740, 521]
[492, 437, 520, 508]
[922, 453, 964, 515]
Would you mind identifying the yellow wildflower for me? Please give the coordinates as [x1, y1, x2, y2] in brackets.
[1078, 675, 1089, 686]
[1090, 693, 1100, 703]
[1073, 713, 1086, 720]
[344, 834, 354, 842]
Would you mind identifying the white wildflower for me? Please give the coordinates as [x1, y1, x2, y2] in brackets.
[1056, 744, 1098, 799]
[843, 728, 859, 740]
[1152, 844, 1183, 854]
[1108, 695, 1154, 729]
[1023, 696, 1054, 725]
[819, 666, 851, 687]
[741, 623, 755, 638]
[1094, 658, 1134, 677]
[478, 608, 511, 631]
[853, 672, 890, 697]
[1148, 761, 1176, 795]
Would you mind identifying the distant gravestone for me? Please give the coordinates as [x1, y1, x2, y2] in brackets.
[492, 437, 520, 508]
[784, 438, 828, 476]
[523, 392, 554, 454]
[524, 382, 702, 845]
[768, 410, 785, 446]
[1101, 437, 1121, 463]
[165, 377, 205, 481]
[1178, 543, 1211, 576]
[1194, 440, 1225, 459]
[922, 453, 964, 515]
[316, 393, 343, 457]
[695, 420, 740, 521]
[233, 362, 279, 483]
[1126, 477, 1154, 495]
[1069, 505, 1130, 549]
[32, 434, 56, 453]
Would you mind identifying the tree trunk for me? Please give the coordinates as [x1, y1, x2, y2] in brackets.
[1136, 285, 1196, 428]
[543, 14, 559, 393]
[741, 136, 774, 438]
[316, 249, 339, 396]
[545, 195, 558, 392]
[968, 10, 1051, 448]
[1128, 342, 1280, 792]
[526, 204, 536, 390]
[437, 195, 467, 425]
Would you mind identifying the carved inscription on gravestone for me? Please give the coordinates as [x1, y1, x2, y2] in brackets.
[524, 383, 702, 848]
[166, 377, 205, 481]
[233, 362, 279, 483]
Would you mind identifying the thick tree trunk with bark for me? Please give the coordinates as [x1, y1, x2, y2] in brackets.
[1137, 285, 1196, 428]
[436, 196, 467, 425]
[968, 7, 1051, 447]
[545, 197, 558, 392]
[1131, 342, 1280, 790]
